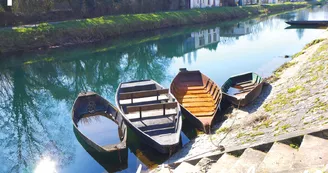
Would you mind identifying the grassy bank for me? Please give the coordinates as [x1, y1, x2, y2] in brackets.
[0, 2, 309, 53]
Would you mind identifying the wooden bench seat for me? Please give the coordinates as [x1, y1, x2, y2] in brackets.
[126, 102, 178, 119]
[119, 89, 169, 100]
[127, 109, 177, 119]
[126, 102, 177, 113]
[119, 95, 169, 105]
[236, 80, 253, 86]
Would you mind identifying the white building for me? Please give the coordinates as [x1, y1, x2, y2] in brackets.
[191, 27, 220, 49]
[190, 0, 221, 8]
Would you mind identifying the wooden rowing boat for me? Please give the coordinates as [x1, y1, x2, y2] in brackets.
[73, 127, 128, 173]
[72, 92, 127, 154]
[221, 72, 264, 107]
[170, 68, 222, 133]
[115, 80, 182, 154]
[286, 20, 328, 27]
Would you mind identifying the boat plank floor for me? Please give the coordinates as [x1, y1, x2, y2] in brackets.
[182, 90, 209, 94]
[177, 86, 216, 117]
[187, 107, 216, 112]
[180, 97, 213, 103]
[179, 86, 205, 90]
[177, 93, 211, 98]
[192, 112, 214, 116]
[183, 102, 215, 107]
[236, 80, 253, 86]
[177, 82, 203, 87]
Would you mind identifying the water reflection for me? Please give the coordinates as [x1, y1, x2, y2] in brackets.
[0, 5, 327, 173]
[34, 158, 58, 173]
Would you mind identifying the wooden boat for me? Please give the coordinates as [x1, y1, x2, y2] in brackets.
[286, 20, 328, 27]
[115, 80, 182, 154]
[72, 92, 127, 154]
[170, 68, 222, 133]
[73, 127, 128, 173]
[221, 72, 264, 107]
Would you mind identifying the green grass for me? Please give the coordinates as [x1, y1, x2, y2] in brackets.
[281, 124, 291, 131]
[0, 2, 309, 53]
[274, 61, 297, 78]
[307, 98, 328, 113]
[237, 132, 247, 138]
[249, 131, 265, 137]
[216, 126, 231, 134]
[287, 85, 304, 93]
[303, 38, 325, 49]
[289, 143, 299, 149]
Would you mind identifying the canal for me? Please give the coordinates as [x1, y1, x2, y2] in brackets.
[0, 5, 327, 173]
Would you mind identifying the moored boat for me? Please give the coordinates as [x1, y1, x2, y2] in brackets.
[74, 127, 128, 173]
[286, 20, 328, 27]
[115, 80, 182, 154]
[221, 72, 264, 107]
[170, 68, 222, 133]
[72, 92, 127, 154]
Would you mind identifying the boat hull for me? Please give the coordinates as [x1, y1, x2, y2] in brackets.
[222, 72, 264, 107]
[286, 20, 328, 27]
[123, 118, 181, 154]
[116, 80, 182, 154]
[223, 82, 264, 107]
[73, 126, 128, 172]
[180, 106, 212, 133]
[170, 69, 222, 134]
[72, 92, 128, 153]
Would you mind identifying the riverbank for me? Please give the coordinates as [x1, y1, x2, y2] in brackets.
[163, 30, 328, 166]
[0, 2, 309, 53]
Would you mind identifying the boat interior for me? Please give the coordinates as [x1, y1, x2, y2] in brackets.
[72, 92, 127, 151]
[171, 71, 221, 123]
[117, 80, 180, 141]
[222, 73, 263, 99]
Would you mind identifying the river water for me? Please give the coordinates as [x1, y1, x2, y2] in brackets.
[0, 5, 327, 173]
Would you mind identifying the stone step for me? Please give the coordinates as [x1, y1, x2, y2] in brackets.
[195, 157, 215, 173]
[292, 135, 328, 169]
[257, 142, 297, 173]
[173, 162, 200, 173]
[229, 148, 266, 173]
[208, 154, 239, 173]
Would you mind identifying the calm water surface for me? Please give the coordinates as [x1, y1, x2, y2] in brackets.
[0, 5, 327, 173]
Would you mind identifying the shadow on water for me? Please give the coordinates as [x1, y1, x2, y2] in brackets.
[126, 127, 173, 171]
[73, 126, 128, 173]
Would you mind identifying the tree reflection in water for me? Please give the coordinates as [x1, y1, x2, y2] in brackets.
[0, 9, 316, 171]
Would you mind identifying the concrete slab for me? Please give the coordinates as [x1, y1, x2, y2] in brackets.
[173, 162, 200, 173]
[208, 153, 239, 173]
[292, 135, 328, 169]
[229, 148, 266, 173]
[257, 142, 297, 173]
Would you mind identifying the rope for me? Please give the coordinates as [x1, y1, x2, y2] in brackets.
[189, 100, 242, 161]
[164, 100, 243, 171]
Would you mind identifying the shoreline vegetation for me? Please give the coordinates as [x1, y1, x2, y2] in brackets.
[0, 2, 311, 53]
